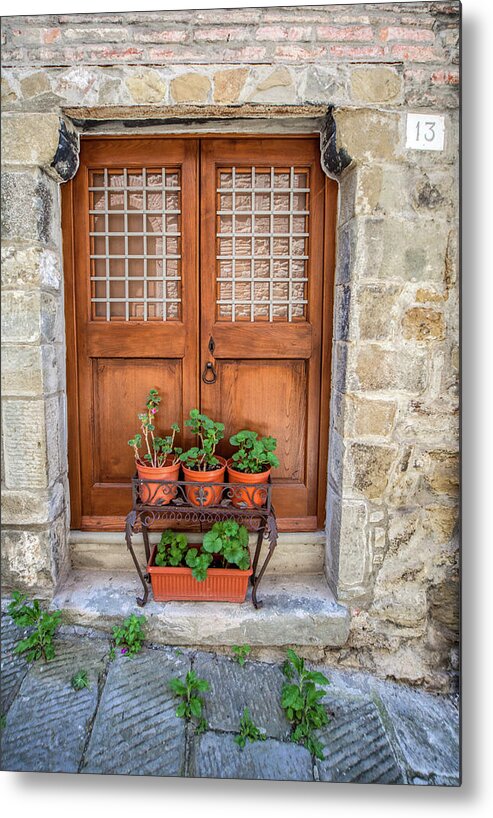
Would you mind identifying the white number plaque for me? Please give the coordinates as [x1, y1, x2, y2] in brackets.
[406, 114, 445, 151]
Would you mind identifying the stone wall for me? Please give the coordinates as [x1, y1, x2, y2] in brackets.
[1, 4, 460, 690]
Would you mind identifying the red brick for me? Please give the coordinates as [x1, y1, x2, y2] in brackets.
[256, 25, 287, 40]
[287, 27, 312, 41]
[380, 26, 435, 43]
[194, 27, 250, 42]
[134, 29, 189, 44]
[85, 45, 144, 61]
[391, 44, 437, 62]
[42, 28, 61, 44]
[316, 25, 374, 42]
[431, 70, 460, 85]
[222, 46, 266, 61]
[274, 44, 326, 60]
[329, 45, 385, 59]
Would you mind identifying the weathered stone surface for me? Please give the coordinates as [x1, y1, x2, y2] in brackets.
[170, 73, 211, 103]
[349, 442, 396, 500]
[1, 528, 54, 591]
[213, 68, 248, 103]
[316, 696, 404, 782]
[1, 170, 56, 244]
[350, 66, 402, 103]
[1, 245, 61, 291]
[51, 570, 350, 648]
[372, 582, 428, 627]
[358, 284, 401, 340]
[1, 76, 19, 104]
[335, 109, 400, 162]
[416, 288, 444, 303]
[354, 345, 427, 393]
[249, 66, 296, 103]
[346, 395, 397, 437]
[82, 648, 188, 776]
[0, 615, 29, 714]
[193, 652, 290, 739]
[20, 72, 51, 98]
[189, 732, 313, 781]
[256, 66, 292, 91]
[125, 70, 166, 103]
[375, 683, 459, 780]
[1, 483, 64, 526]
[1, 291, 41, 343]
[1, 636, 109, 773]
[402, 307, 445, 340]
[335, 500, 370, 593]
[429, 570, 459, 631]
[422, 504, 458, 544]
[302, 64, 345, 103]
[1, 344, 46, 396]
[1, 113, 60, 166]
[423, 450, 459, 497]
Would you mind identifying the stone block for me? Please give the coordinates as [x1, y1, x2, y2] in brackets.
[302, 64, 346, 103]
[352, 217, 451, 283]
[336, 499, 370, 591]
[249, 66, 296, 103]
[1, 170, 56, 245]
[422, 504, 458, 544]
[20, 71, 52, 98]
[189, 732, 313, 781]
[1, 344, 43, 395]
[213, 68, 248, 103]
[40, 292, 63, 343]
[423, 449, 459, 497]
[354, 345, 427, 393]
[333, 284, 351, 341]
[402, 307, 445, 341]
[1, 76, 19, 104]
[1, 398, 50, 489]
[82, 648, 188, 776]
[346, 395, 397, 437]
[170, 73, 211, 103]
[125, 70, 166, 103]
[1, 291, 41, 343]
[348, 442, 396, 500]
[350, 66, 402, 103]
[1, 527, 54, 591]
[1, 636, 109, 773]
[1, 245, 61, 291]
[1, 483, 64, 525]
[358, 284, 401, 340]
[335, 109, 401, 163]
[372, 582, 428, 627]
[1, 113, 60, 167]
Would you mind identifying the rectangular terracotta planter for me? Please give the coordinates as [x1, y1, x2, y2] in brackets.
[147, 546, 252, 602]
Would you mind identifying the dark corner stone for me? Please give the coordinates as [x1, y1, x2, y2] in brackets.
[321, 106, 352, 178]
[51, 119, 79, 182]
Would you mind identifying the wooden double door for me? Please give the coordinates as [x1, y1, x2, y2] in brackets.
[63, 136, 335, 531]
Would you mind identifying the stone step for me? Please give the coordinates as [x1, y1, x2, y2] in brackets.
[69, 529, 326, 575]
[51, 569, 350, 649]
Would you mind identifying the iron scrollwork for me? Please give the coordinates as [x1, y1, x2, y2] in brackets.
[124, 475, 278, 609]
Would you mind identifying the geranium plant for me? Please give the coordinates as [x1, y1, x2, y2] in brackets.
[229, 430, 279, 473]
[179, 409, 225, 471]
[128, 388, 182, 467]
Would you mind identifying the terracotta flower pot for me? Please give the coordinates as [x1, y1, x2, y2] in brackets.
[136, 460, 180, 505]
[181, 456, 227, 507]
[147, 545, 252, 602]
[226, 460, 271, 508]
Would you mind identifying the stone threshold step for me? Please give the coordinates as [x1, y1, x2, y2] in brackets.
[51, 569, 350, 649]
[69, 529, 326, 575]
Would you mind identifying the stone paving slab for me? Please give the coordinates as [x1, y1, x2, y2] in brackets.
[1, 635, 109, 773]
[315, 696, 404, 784]
[373, 682, 460, 783]
[194, 652, 290, 740]
[1, 616, 30, 715]
[81, 647, 189, 777]
[189, 732, 314, 782]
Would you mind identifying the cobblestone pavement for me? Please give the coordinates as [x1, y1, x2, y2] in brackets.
[0, 617, 460, 785]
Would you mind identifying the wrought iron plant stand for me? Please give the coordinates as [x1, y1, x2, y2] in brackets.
[125, 475, 278, 609]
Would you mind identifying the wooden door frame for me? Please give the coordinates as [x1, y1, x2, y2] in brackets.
[62, 134, 336, 532]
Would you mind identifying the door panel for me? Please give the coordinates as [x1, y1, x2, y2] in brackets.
[64, 135, 333, 531]
[200, 138, 326, 528]
[71, 138, 199, 523]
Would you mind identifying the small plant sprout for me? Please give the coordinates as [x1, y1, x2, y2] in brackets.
[7, 591, 61, 663]
[112, 614, 147, 657]
[234, 708, 267, 749]
[280, 648, 331, 761]
[169, 670, 210, 734]
[128, 388, 182, 468]
[179, 409, 224, 471]
[231, 644, 252, 666]
[71, 670, 90, 691]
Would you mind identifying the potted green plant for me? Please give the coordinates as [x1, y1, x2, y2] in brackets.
[147, 522, 252, 602]
[128, 388, 182, 505]
[227, 430, 279, 508]
[179, 409, 226, 506]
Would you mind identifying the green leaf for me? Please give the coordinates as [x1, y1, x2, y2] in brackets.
[305, 670, 330, 686]
[189, 697, 203, 718]
[175, 702, 187, 718]
[169, 678, 187, 696]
